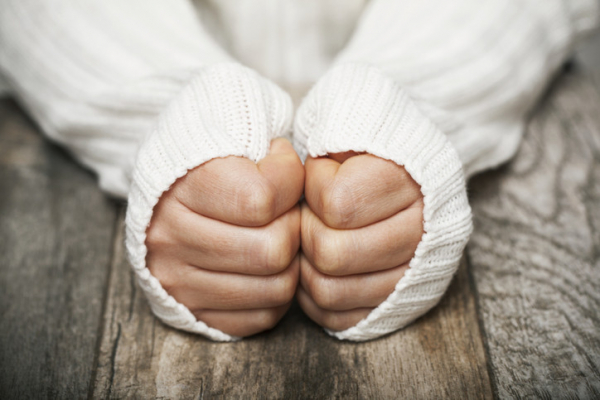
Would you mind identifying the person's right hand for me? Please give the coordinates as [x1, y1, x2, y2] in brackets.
[145, 138, 304, 337]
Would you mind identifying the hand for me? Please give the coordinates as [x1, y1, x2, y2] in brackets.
[145, 138, 304, 337]
[298, 152, 424, 332]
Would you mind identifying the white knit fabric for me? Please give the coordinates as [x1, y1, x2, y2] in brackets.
[126, 64, 292, 341]
[0, 0, 233, 197]
[0, 0, 598, 342]
[0, 0, 294, 342]
[330, 0, 600, 178]
[295, 64, 473, 340]
[294, 0, 599, 340]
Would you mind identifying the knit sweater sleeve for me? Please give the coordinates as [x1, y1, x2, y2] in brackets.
[0, 1, 293, 341]
[294, 0, 599, 341]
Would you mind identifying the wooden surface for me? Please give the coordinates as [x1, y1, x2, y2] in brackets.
[1, 66, 600, 399]
[467, 68, 600, 399]
[0, 101, 119, 398]
[90, 218, 491, 399]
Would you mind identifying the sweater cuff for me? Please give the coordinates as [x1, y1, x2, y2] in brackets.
[125, 63, 293, 342]
[294, 63, 473, 341]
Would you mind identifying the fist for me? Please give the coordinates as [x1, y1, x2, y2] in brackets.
[298, 152, 424, 332]
[146, 138, 304, 337]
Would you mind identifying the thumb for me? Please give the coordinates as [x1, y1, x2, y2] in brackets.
[257, 137, 305, 211]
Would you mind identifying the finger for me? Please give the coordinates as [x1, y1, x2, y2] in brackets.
[148, 255, 299, 311]
[299, 253, 408, 311]
[296, 286, 372, 332]
[305, 153, 422, 229]
[148, 198, 300, 275]
[301, 201, 423, 276]
[192, 303, 291, 337]
[173, 138, 304, 227]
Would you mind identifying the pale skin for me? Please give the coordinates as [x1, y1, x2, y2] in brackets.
[146, 138, 424, 337]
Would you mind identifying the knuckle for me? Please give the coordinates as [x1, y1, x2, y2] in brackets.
[267, 260, 299, 305]
[239, 176, 277, 225]
[320, 178, 356, 229]
[149, 265, 178, 294]
[261, 227, 297, 275]
[271, 276, 297, 306]
[309, 276, 341, 310]
[321, 312, 349, 332]
[145, 222, 173, 251]
[145, 227, 181, 294]
[309, 231, 345, 276]
[256, 308, 284, 331]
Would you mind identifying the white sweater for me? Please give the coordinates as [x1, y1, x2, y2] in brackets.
[1, 0, 597, 341]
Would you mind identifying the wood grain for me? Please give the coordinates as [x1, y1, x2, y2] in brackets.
[4, 58, 598, 400]
[0, 100, 119, 399]
[467, 68, 600, 398]
[91, 211, 492, 399]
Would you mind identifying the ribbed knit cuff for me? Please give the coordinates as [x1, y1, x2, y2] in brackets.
[295, 63, 473, 341]
[125, 63, 293, 342]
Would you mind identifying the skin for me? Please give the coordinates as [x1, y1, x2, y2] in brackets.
[298, 151, 424, 331]
[146, 138, 304, 337]
[146, 140, 424, 337]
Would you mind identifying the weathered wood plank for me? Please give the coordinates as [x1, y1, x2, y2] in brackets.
[467, 68, 600, 399]
[0, 100, 119, 399]
[92, 209, 492, 399]
[576, 30, 600, 80]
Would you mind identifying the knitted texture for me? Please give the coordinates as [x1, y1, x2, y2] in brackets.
[1, 0, 598, 342]
[295, 63, 473, 340]
[0, 0, 233, 197]
[333, 0, 600, 178]
[292, 0, 598, 340]
[126, 63, 293, 341]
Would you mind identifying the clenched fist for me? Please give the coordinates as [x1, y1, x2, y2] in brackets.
[145, 138, 304, 337]
[298, 152, 424, 332]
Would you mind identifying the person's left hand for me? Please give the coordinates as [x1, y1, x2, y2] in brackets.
[298, 152, 425, 331]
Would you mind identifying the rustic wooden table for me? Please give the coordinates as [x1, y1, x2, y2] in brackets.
[1, 65, 599, 399]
